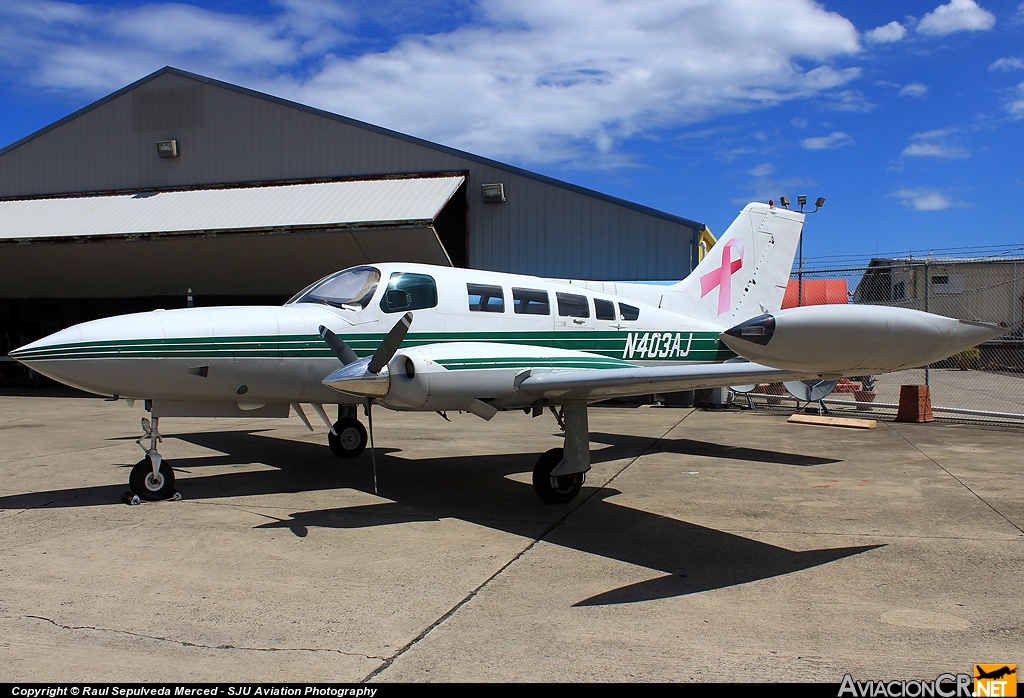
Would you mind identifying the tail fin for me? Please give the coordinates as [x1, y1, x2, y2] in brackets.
[663, 202, 804, 326]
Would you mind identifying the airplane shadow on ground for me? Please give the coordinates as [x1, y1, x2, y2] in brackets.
[0, 428, 877, 605]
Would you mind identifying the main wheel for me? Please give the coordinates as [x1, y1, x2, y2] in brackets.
[328, 417, 367, 458]
[129, 457, 176, 501]
[532, 447, 584, 504]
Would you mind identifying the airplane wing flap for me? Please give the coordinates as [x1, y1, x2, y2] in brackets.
[517, 361, 811, 401]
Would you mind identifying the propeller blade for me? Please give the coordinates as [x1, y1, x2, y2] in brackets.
[367, 312, 413, 375]
[319, 325, 359, 365]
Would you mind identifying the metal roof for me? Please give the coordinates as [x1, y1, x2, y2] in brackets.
[0, 176, 464, 242]
[867, 256, 1024, 265]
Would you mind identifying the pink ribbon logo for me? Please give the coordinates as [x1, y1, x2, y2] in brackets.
[700, 238, 744, 316]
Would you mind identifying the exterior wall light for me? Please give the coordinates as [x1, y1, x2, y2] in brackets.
[481, 183, 505, 203]
[157, 140, 179, 158]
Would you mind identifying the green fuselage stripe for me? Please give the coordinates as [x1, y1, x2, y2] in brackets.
[12, 330, 736, 363]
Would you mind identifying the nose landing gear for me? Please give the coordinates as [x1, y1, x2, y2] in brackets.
[127, 416, 178, 501]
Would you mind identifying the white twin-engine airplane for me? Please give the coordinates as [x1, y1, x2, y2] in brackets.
[11, 202, 1002, 504]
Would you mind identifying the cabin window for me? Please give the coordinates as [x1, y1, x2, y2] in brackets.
[467, 283, 505, 313]
[290, 266, 380, 310]
[619, 303, 640, 321]
[557, 292, 590, 318]
[380, 272, 438, 313]
[594, 298, 616, 320]
[512, 288, 550, 315]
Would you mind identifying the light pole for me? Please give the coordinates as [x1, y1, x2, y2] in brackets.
[784, 196, 825, 306]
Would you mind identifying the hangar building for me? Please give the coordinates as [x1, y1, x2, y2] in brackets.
[0, 67, 713, 378]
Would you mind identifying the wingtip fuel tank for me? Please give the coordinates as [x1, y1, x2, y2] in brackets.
[721, 305, 1005, 375]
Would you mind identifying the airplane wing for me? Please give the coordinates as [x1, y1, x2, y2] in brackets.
[323, 338, 813, 405]
[517, 361, 812, 402]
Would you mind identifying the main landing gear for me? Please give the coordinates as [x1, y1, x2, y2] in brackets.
[128, 416, 177, 501]
[532, 403, 589, 505]
[328, 405, 368, 458]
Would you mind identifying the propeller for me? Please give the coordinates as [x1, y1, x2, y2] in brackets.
[318, 325, 358, 365]
[318, 312, 414, 495]
[369, 311, 413, 374]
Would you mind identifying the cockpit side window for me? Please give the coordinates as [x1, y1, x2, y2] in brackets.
[380, 272, 438, 313]
[289, 266, 381, 309]
[619, 303, 640, 321]
[468, 283, 505, 312]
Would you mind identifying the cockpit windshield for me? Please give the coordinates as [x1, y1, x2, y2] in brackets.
[287, 266, 381, 310]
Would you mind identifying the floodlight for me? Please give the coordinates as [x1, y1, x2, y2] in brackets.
[156, 140, 178, 158]
[797, 195, 807, 207]
[815, 197, 825, 208]
[779, 196, 790, 208]
[481, 183, 506, 203]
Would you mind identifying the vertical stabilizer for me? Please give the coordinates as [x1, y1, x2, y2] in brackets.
[662, 203, 804, 326]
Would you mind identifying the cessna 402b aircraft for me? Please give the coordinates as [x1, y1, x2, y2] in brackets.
[10, 202, 1002, 504]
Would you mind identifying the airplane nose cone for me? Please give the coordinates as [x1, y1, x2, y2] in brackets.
[9, 326, 83, 359]
[8, 325, 84, 386]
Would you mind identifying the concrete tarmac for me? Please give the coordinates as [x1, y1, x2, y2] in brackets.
[1, 393, 1021, 682]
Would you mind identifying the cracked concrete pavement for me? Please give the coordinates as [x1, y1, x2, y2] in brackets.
[1, 392, 1022, 681]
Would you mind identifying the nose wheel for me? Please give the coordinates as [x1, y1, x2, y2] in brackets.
[328, 417, 368, 457]
[129, 456, 176, 501]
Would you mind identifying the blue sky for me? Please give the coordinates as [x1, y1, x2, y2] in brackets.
[1, 0, 1022, 267]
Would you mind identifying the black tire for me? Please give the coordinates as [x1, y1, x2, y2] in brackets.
[328, 417, 367, 458]
[532, 447, 584, 504]
[129, 457, 176, 501]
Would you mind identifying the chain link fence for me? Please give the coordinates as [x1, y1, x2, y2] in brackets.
[746, 256, 1024, 424]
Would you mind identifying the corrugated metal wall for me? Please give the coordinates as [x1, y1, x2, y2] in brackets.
[0, 69, 700, 281]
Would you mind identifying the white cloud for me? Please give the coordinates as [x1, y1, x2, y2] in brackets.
[917, 0, 995, 36]
[889, 188, 969, 211]
[1007, 83, 1024, 118]
[791, 116, 809, 128]
[0, 0, 865, 164]
[732, 174, 816, 205]
[899, 82, 929, 98]
[901, 143, 969, 158]
[801, 131, 853, 149]
[1014, 3, 1024, 24]
[822, 89, 874, 112]
[900, 128, 969, 158]
[911, 128, 958, 140]
[865, 21, 907, 43]
[748, 163, 776, 177]
[990, 57, 1024, 71]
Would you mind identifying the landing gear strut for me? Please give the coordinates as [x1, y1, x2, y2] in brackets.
[328, 405, 368, 458]
[532, 403, 589, 504]
[129, 416, 176, 501]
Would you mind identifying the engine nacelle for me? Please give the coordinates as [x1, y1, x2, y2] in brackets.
[721, 305, 1004, 375]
